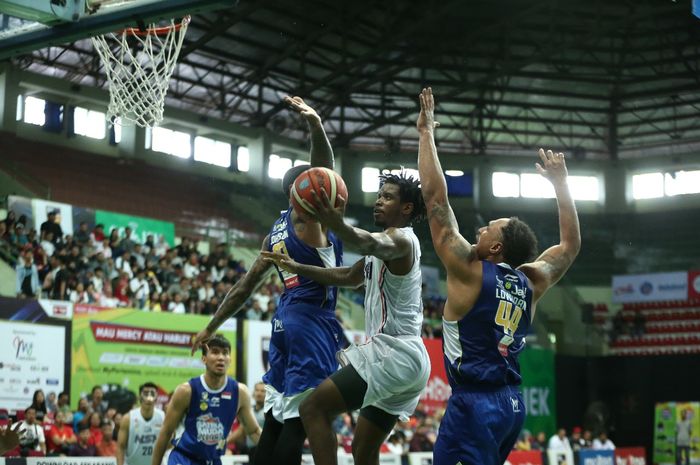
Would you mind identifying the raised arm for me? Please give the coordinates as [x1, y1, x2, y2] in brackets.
[417, 88, 478, 275]
[519, 149, 581, 303]
[235, 383, 262, 445]
[191, 236, 274, 354]
[152, 383, 190, 465]
[284, 96, 334, 169]
[261, 253, 364, 288]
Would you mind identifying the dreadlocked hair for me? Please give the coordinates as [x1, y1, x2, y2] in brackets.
[379, 170, 426, 223]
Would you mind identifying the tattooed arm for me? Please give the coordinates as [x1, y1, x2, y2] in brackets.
[191, 235, 273, 354]
[417, 88, 479, 278]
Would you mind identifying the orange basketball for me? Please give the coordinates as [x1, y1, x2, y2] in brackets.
[290, 167, 348, 215]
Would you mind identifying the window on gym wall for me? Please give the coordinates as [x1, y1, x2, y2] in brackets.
[268, 154, 292, 179]
[632, 170, 700, 199]
[492, 171, 600, 201]
[74, 107, 106, 139]
[194, 136, 231, 168]
[237, 146, 250, 172]
[22, 96, 46, 126]
[149, 127, 191, 159]
[362, 167, 380, 192]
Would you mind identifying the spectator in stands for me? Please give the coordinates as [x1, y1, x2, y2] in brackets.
[29, 390, 48, 419]
[14, 223, 28, 248]
[96, 419, 116, 457]
[3, 210, 16, 231]
[90, 224, 105, 248]
[69, 424, 96, 457]
[515, 430, 532, 451]
[154, 234, 168, 257]
[74, 222, 90, 249]
[115, 251, 133, 278]
[570, 426, 587, 452]
[47, 255, 68, 301]
[386, 433, 404, 456]
[16, 249, 40, 298]
[91, 268, 106, 294]
[18, 407, 46, 456]
[409, 418, 436, 452]
[56, 392, 72, 424]
[40, 231, 55, 258]
[66, 245, 88, 277]
[46, 411, 76, 456]
[132, 243, 146, 269]
[0, 221, 17, 264]
[168, 292, 186, 314]
[40, 210, 64, 248]
[109, 229, 122, 255]
[184, 252, 200, 279]
[72, 398, 90, 432]
[26, 228, 38, 248]
[677, 408, 692, 465]
[147, 291, 162, 311]
[548, 428, 572, 453]
[245, 300, 263, 320]
[582, 429, 593, 448]
[129, 268, 150, 309]
[113, 272, 131, 306]
[90, 386, 108, 417]
[121, 227, 136, 254]
[69, 282, 89, 304]
[531, 431, 547, 451]
[87, 412, 103, 446]
[592, 431, 615, 450]
[46, 392, 57, 414]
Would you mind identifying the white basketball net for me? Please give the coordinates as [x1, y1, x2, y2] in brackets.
[91, 17, 190, 128]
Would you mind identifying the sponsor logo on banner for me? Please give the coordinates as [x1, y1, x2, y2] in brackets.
[38, 299, 74, 319]
[25, 457, 117, 465]
[420, 338, 452, 412]
[614, 447, 646, 465]
[90, 321, 194, 348]
[612, 272, 688, 303]
[689, 270, 700, 300]
[74, 303, 113, 315]
[579, 449, 614, 465]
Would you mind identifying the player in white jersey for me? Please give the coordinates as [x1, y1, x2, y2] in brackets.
[117, 382, 165, 465]
[263, 171, 430, 465]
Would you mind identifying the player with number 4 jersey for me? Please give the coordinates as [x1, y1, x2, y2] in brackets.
[416, 87, 581, 465]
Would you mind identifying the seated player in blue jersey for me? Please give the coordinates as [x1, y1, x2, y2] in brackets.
[262, 171, 429, 465]
[416, 88, 581, 465]
[191, 96, 343, 465]
[152, 335, 261, 465]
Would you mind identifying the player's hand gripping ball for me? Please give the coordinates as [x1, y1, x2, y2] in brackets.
[290, 167, 348, 215]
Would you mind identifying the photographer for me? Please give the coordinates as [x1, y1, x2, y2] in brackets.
[17, 407, 46, 456]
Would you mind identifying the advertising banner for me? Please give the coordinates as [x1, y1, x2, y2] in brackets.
[38, 299, 74, 319]
[612, 272, 688, 303]
[420, 338, 451, 413]
[506, 450, 544, 465]
[0, 321, 66, 412]
[72, 308, 235, 410]
[547, 449, 575, 465]
[95, 210, 175, 246]
[653, 402, 676, 464]
[520, 347, 556, 438]
[614, 447, 646, 465]
[688, 271, 700, 301]
[578, 449, 614, 465]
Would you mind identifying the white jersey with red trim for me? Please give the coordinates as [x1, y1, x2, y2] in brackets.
[362, 226, 423, 337]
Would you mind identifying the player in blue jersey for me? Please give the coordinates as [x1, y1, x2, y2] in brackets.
[416, 88, 581, 465]
[152, 335, 261, 465]
[191, 96, 343, 465]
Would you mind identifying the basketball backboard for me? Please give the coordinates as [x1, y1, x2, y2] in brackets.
[0, 0, 233, 60]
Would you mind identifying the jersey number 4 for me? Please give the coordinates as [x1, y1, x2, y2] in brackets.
[495, 300, 523, 336]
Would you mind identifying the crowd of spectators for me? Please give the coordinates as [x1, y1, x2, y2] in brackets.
[2, 210, 283, 319]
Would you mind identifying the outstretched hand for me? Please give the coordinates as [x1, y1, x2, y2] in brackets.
[310, 188, 347, 231]
[417, 87, 440, 133]
[191, 329, 213, 356]
[0, 421, 24, 455]
[536, 148, 568, 185]
[261, 251, 300, 274]
[284, 96, 321, 125]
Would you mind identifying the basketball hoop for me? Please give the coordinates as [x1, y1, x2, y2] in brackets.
[91, 15, 190, 128]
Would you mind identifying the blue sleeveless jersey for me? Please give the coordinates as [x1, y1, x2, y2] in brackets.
[171, 376, 239, 465]
[267, 207, 342, 312]
[443, 261, 533, 388]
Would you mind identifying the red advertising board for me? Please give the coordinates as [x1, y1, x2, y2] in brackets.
[689, 270, 700, 301]
[419, 338, 451, 412]
[506, 450, 543, 465]
[614, 447, 646, 465]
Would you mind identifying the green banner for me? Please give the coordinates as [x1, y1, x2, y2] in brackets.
[71, 308, 235, 410]
[654, 402, 677, 464]
[520, 347, 556, 438]
[95, 210, 175, 246]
